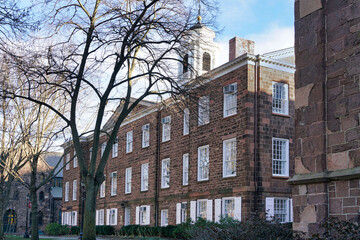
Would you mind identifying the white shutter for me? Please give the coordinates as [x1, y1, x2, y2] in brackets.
[146, 206, 151, 225]
[176, 203, 181, 224]
[135, 206, 140, 225]
[114, 208, 118, 225]
[74, 212, 78, 226]
[266, 198, 274, 220]
[206, 200, 213, 221]
[214, 199, 222, 223]
[234, 197, 242, 221]
[68, 212, 71, 226]
[61, 213, 64, 225]
[289, 199, 293, 222]
[106, 209, 110, 225]
[96, 210, 99, 225]
[190, 201, 196, 222]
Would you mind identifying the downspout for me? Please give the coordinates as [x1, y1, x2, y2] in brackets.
[253, 55, 261, 212]
[154, 110, 161, 226]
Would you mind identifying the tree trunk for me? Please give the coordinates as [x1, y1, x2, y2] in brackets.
[30, 160, 39, 240]
[82, 177, 98, 240]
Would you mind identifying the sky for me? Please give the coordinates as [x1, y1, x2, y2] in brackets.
[214, 0, 294, 61]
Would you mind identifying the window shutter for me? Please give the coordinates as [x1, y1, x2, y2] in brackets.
[190, 201, 196, 222]
[135, 207, 140, 225]
[106, 209, 110, 225]
[62, 213, 64, 225]
[68, 212, 72, 226]
[176, 203, 181, 224]
[289, 199, 293, 222]
[114, 208, 118, 225]
[234, 197, 242, 221]
[207, 199, 213, 221]
[146, 206, 151, 225]
[96, 210, 99, 225]
[284, 84, 289, 114]
[266, 198, 274, 220]
[214, 199, 222, 222]
[74, 212, 78, 226]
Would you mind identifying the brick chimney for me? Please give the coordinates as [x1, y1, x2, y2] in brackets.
[229, 37, 255, 61]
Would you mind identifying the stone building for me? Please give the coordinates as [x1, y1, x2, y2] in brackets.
[290, 0, 360, 236]
[61, 23, 295, 229]
[3, 152, 63, 235]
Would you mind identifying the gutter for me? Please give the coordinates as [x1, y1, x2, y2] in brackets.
[154, 110, 161, 226]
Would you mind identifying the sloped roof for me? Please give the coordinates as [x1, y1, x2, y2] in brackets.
[51, 187, 62, 198]
[44, 152, 63, 177]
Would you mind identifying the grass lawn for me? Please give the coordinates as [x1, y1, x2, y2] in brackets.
[5, 236, 171, 240]
[5, 236, 53, 240]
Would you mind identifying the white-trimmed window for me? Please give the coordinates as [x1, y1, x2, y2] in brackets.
[162, 116, 171, 142]
[181, 203, 187, 223]
[141, 163, 149, 191]
[142, 124, 150, 148]
[112, 137, 118, 158]
[223, 198, 235, 218]
[100, 175, 105, 198]
[72, 180, 77, 201]
[107, 208, 118, 226]
[101, 143, 106, 157]
[73, 151, 77, 168]
[110, 171, 117, 196]
[272, 138, 289, 177]
[71, 211, 77, 226]
[65, 153, 70, 170]
[223, 83, 237, 117]
[67, 211, 71, 225]
[183, 108, 189, 135]
[198, 96, 210, 125]
[214, 197, 242, 222]
[96, 209, 105, 225]
[223, 138, 236, 177]
[197, 200, 207, 219]
[183, 154, 189, 186]
[126, 131, 133, 153]
[136, 205, 150, 225]
[65, 182, 69, 202]
[266, 197, 292, 223]
[198, 145, 209, 181]
[125, 167, 132, 194]
[161, 209, 168, 226]
[89, 147, 93, 159]
[161, 158, 170, 188]
[272, 82, 289, 115]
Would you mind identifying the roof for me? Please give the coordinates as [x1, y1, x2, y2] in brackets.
[51, 187, 62, 198]
[44, 152, 63, 177]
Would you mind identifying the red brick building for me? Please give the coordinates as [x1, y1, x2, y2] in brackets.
[61, 24, 295, 229]
[291, 0, 360, 236]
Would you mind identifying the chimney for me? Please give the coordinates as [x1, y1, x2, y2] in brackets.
[229, 37, 255, 61]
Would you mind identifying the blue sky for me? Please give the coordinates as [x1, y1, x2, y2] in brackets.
[214, 0, 294, 57]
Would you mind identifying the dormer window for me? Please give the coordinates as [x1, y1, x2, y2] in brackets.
[202, 52, 211, 71]
[183, 54, 189, 73]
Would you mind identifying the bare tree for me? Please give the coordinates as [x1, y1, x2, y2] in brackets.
[2, 0, 218, 239]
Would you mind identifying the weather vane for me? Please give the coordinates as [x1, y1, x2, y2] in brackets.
[197, 0, 202, 23]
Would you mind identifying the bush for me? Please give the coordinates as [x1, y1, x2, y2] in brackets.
[70, 226, 80, 235]
[309, 217, 360, 240]
[45, 223, 69, 235]
[95, 225, 115, 235]
[118, 225, 176, 237]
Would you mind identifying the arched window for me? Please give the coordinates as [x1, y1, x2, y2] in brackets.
[39, 191, 44, 202]
[39, 173, 45, 182]
[183, 54, 189, 73]
[3, 209, 17, 233]
[202, 52, 211, 71]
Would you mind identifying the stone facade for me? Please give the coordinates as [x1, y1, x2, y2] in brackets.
[62, 27, 295, 229]
[291, 0, 360, 236]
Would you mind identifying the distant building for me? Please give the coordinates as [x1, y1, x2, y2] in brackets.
[62, 22, 295, 228]
[3, 152, 63, 234]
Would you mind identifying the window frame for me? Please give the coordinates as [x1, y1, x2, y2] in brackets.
[141, 163, 149, 192]
[223, 83, 237, 117]
[222, 197, 235, 218]
[100, 175, 105, 198]
[126, 131, 133, 153]
[73, 151, 77, 168]
[161, 209, 169, 227]
[65, 182, 69, 202]
[272, 138, 289, 177]
[110, 171, 117, 196]
[272, 82, 289, 115]
[162, 116, 171, 142]
[198, 96, 210, 126]
[142, 124, 150, 148]
[183, 108, 189, 135]
[181, 202, 187, 223]
[198, 145, 209, 181]
[112, 137, 118, 158]
[223, 138, 237, 178]
[125, 167, 132, 194]
[72, 180, 77, 201]
[65, 153, 70, 170]
[183, 154, 189, 186]
[197, 199, 207, 219]
[161, 158, 170, 189]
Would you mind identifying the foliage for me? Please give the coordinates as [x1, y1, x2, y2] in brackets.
[309, 217, 360, 240]
[70, 226, 80, 235]
[95, 225, 115, 235]
[118, 225, 176, 238]
[44, 223, 69, 235]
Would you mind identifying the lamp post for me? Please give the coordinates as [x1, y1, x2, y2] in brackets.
[24, 194, 30, 238]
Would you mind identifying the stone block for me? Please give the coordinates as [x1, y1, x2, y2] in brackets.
[336, 181, 349, 197]
[329, 198, 342, 214]
[343, 197, 356, 206]
[349, 149, 360, 167]
[299, 0, 322, 19]
[295, 83, 314, 109]
[328, 151, 350, 171]
[345, 127, 360, 142]
[300, 205, 317, 223]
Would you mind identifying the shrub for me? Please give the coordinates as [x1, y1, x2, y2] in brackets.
[95, 225, 115, 235]
[45, 223, 69, 235]
[70, 226, 80, 235]
[309, 217, 360, 240]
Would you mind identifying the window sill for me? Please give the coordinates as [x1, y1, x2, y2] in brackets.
[182, 184, 189, 186]
[125, 192, 131, 195]
[162, 139, 171, 143]
[272, 175, 289, 179]
[100, 196, 105, 199]
[198, 122, 210, 127]
[141, 189, 148, 192]
[110, 194, 117, 197]
[142, 145, 150, 149]
[223, 113, 237, 119]
[197, 179, 209, 182]
[223, 174, 236, 178]
[125, 151, 132, 155]
[161, 186, 170, 189]
[272, 113, 290, 118]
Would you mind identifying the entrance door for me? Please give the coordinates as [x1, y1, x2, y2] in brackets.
[124, 207, 131, 226]
[3, 209, 17, 233]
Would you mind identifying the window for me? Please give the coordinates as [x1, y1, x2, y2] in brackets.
[73, 151, 77, 168]
[272, 82, 289, 115]
[125, 168, 132, 194]
[137, 205, 150, 225]
[181, 203, 187, 223]
[108, 208, 118, 226]
[101, 143, 106, 157]
[215, 197, 241, 222]
[161, 158, 170, 188]
[110, 172, 117, 196]
[112, 137, 118, 158]
[39, 191, 44, 202]
[223, 198, 235, 218]
[162, 116, 171, 142]
[65, 182, 69, 202]
[65, 153, 70, 170]
[223, 138, 236, 177]
[141, 163, 149, 191]
[100, 175, 105, 198]
[202, 52, 211, 71]
[183, 154, 189, 186]
[198, 145, 209, 181]
[72, 180, 77, 201]
[71, 211, 77, 226]
[161, 209, 168, 226]
[89, 147, 93, 159]
[183, 54, 189, 73]
[198, 96, 210, 125]
[223, 83, 237, 117]
[266, 197, 292, 223]
[126, 131, 133, 153]
[96, 209, 105, 225]
[272, 138, 289, 177]
[183, 108, 189, 135]
[197, 200, 207, 219]
[142, 124, 150, 148]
